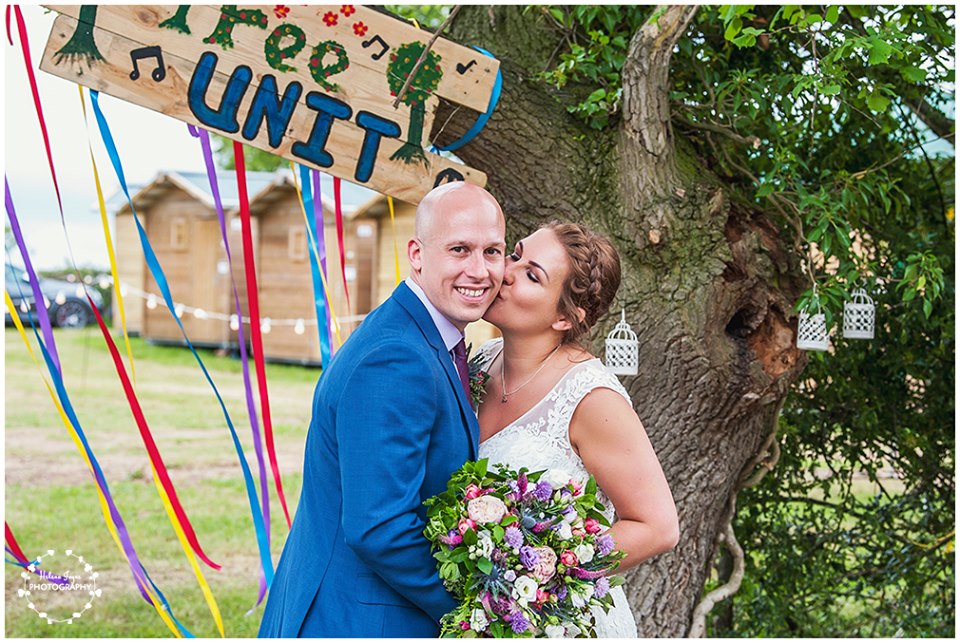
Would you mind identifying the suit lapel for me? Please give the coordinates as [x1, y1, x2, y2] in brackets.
[393, 284, 480, 459]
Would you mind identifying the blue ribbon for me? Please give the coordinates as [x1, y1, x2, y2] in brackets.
[88, 91, 273, 588]
[298, 165, 332, 366]
[3, 205, 193, 636]
[430, 46, 502, 154]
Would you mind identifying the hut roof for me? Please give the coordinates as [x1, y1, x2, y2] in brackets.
[111, 170, 277, 216]
[245, 171, 379, 219]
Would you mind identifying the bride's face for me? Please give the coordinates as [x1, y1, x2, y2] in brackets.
[483, 228, 572, 334]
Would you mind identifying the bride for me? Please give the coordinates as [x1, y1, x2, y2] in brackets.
[475, 222, 679, 637]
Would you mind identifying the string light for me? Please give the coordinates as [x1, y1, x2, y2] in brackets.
[229, 315, 240, 331]
[55, 292, 67, 305]
[294, 318, 305, 335]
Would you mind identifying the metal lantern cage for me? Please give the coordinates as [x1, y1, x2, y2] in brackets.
[796, 298, 830, 351]
[842, 288, 876, 340]
[605, 309, 639, 376]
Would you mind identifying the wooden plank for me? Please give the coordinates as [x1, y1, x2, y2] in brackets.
[46, 4, 498, 114]
[45, 4, 439, 144]
[40, 14, 485, 204]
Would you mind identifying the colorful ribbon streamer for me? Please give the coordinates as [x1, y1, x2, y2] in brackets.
[297, 164, 332, 366]
[332, 177, 352, 319]
[4, 523, 70, 585]
[289, 164, 342, 346]
[310, 169, 333, 363]
[388, 196, 402, 287]
[3, 227, 191, 637]
[77, 88, 137, 380]
[88, 93, 274, 590]
[430, 46, 503, 154]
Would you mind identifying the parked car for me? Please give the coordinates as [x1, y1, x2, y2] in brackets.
[4, 263, 103, 329]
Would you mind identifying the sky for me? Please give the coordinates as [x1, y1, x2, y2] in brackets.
[4, 4, 209, 270]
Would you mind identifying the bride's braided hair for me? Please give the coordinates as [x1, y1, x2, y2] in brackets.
[544, 221, 621, 346]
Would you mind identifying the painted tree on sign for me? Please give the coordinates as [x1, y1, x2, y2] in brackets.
[159, 5, 192, 35]
[387, 41, 443, 166]
[53, 5, 103, 66]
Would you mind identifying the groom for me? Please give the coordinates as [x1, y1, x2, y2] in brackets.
[258, 181, 506, 637]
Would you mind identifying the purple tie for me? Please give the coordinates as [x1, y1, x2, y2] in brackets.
[452, 338, 471, 401]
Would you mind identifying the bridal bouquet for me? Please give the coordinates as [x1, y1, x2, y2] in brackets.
[424, 459, 625, 637]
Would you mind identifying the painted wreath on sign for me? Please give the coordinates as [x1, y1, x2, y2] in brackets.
[309, 40, 350, 91]
[265, 23, 307, 73]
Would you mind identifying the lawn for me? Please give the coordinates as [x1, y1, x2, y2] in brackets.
[5, 327, 319, 637]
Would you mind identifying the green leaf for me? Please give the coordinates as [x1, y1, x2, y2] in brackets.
[477, 557, 493, 575]
[821, 83, 841, 96]
[900, 66, 928, 83]
[825, 5, 840, 23]
[868, 39, 894, 65]
[923, 299, 933, 319]
[867, 93, 890, 112]
[724, 17, 743, 41]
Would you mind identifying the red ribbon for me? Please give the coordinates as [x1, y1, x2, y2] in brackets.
[333, 177, 352, 317]
[87, 298, 221, 570]
[233, 143, 290, 528]
[7, 6, 65, 218]
[5, 522, 29, 564]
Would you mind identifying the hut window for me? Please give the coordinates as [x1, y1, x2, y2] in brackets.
[171, 218, 187, 250]
[288, 228, 308, 262]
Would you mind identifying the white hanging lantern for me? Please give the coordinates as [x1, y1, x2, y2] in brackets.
[842, 288, 875, 340]
[604, 309, 639, 376]
[796, 297, 829, 351]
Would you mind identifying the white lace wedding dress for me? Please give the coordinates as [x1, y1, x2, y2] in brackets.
[476, 339, 638, 638]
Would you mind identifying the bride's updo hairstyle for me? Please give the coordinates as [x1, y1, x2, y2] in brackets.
[544, 221, 621, 346]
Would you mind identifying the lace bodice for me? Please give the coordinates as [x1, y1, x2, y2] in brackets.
[476, 338, 639, 638]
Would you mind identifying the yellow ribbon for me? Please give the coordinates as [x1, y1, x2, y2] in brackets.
[289, 162, 343, 344]
[388, 196, 402, 286]
[77, 87, 137, 384]
[5, 291, 182, 637]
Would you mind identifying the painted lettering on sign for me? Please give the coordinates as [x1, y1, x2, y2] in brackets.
[41, 4, 497, 203]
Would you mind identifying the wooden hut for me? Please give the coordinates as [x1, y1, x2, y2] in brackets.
[243, 172, 379, 364]
[352, 195, 501, 352]
[111, 170, 275, 347]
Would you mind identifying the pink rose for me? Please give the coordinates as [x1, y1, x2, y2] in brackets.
[570, 480, 583, 495]
[536, 589, 550, 606]
[584, 518, 601, 534]
[458, 518, 477, 534]
[531, 546, 558, 583]
[460, 620, 471, 631]
[560, 550, 578, 567]
[465, 484, 483, 499]
[573, 528, 586, 538]
[467, 495, 507, 524]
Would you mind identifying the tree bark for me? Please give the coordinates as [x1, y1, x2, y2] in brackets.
[439, 6, 809, 636]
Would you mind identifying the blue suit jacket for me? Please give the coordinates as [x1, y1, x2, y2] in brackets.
[258, 282, 478, 637]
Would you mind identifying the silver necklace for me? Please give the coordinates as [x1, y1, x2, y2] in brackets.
[500, 343, 562, 403]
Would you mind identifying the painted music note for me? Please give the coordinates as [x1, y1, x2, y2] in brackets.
[433, 168, 465, 188]
[456, 60, 477, 75]
[362, 34, 389, 61]
[129, 45, 166, 82]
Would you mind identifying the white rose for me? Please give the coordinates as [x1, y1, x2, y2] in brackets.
[544, 625, 566, 638]
[556, 521, 573, 541]
[470, 608, 489, 632]
[467, 495, 507, 524]
[573, 543, 595, 564]
[541, 468, 572, 489]
[511, 574, 539, 605]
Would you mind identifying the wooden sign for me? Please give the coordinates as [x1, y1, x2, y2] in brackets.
[39, 5, 499, 204]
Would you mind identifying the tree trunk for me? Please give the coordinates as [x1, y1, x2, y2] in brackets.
[439, 6, 810, 636]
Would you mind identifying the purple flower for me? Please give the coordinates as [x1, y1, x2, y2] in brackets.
[595, 576, 610, 598]
[519, 545, 540, 569]
[504, 526, 524, 550]
[596, 534, 615, 557]
[440, 529, 463, 549]
[554, 584, 568, 601]
[509, 611, 530, 633]
[533, 481, 553, 502]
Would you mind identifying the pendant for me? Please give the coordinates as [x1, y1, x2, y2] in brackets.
[501, 395, 508, 403]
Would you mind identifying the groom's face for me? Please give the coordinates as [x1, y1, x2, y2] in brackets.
[409, 184, 506, 331]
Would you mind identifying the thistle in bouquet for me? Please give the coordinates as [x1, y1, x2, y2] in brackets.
[466, 344, 490, 409]
[424, 459, 626, 637]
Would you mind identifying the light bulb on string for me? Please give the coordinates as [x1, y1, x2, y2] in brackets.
[146, 294, 158, 309]
[230, 315, 240, 331]
[294, 318, 305, 335]
[261, 317, 272, 334]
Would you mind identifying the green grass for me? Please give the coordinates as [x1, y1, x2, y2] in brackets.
[5, 327, 318, 637]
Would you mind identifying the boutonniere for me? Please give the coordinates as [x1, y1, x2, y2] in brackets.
[466, 345, 490, 409]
